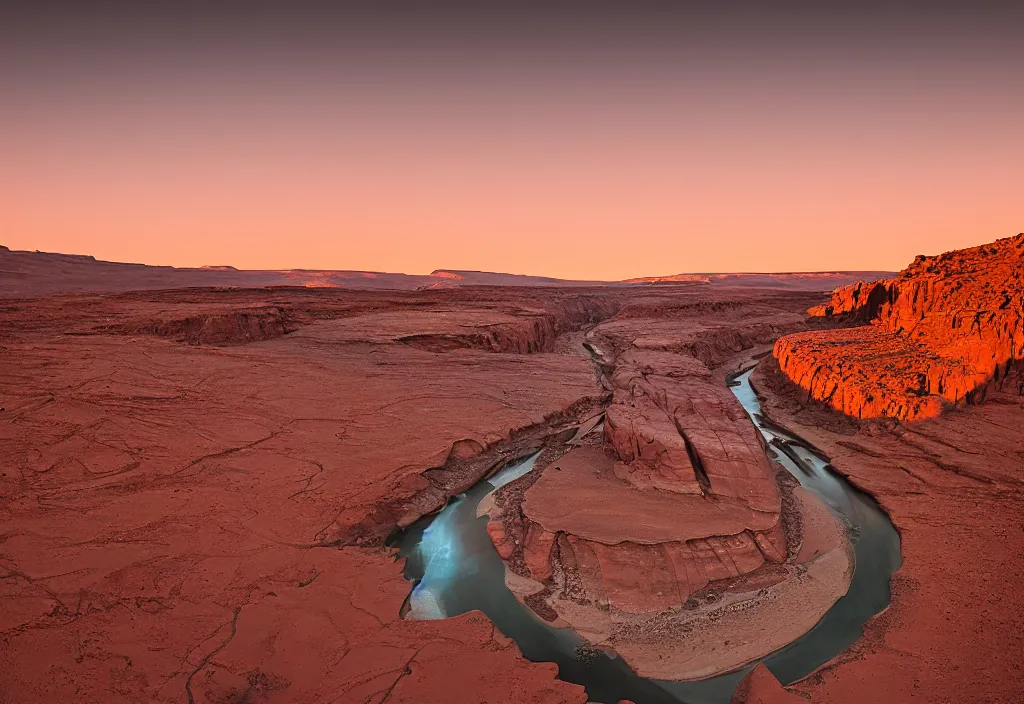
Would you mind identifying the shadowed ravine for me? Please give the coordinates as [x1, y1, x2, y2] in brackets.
[392, 368, 902, 704]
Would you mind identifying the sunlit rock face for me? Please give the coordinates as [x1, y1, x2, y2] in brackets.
[775, 233, 1024, 421]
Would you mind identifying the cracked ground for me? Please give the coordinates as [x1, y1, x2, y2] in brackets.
[0, 287, 610, 703]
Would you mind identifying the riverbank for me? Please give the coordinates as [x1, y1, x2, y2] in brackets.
[395, 351, 902, 702]
[751, 358, 1024, 704]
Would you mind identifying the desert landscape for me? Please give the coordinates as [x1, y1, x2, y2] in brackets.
[2, 235, 1023, 703]
[4, 3, 1023, 702]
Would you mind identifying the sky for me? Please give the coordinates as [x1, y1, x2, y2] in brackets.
[1, 1, 1022, 278]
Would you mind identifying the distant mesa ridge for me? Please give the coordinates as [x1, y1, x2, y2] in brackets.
[1, 245, 893, 298]
[622, 274, 711, 284]
[622, 271, 892, 286]
[429, 270, 464, 280]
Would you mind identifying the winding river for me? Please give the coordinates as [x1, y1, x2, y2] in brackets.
[393, 368, 901, 703]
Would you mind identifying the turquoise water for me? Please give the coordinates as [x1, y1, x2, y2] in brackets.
[393, 369, 902, 703]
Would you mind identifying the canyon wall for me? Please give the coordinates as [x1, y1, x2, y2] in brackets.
[775, 233, 1024, 421]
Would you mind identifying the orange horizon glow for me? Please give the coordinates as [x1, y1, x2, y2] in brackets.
[2, 6, 1021, 280]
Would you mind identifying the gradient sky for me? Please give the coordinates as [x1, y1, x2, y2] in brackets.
[2, 2, 1022, 278]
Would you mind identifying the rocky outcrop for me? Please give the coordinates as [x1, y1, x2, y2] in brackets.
[397, 296, 622, 354]
[776, 233, 1024, 420]
[171, 307, 298, 344]
[806, 278, 892, 322]
[490, 346, 789, 618]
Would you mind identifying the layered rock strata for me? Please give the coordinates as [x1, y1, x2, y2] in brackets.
[484, 295, 853, 679]
[775, 233, 1024, 420]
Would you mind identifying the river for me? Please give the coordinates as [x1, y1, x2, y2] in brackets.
[392, 367, 901, 703]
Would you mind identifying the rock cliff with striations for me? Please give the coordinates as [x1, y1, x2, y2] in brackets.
[775, 233, 1024, 421]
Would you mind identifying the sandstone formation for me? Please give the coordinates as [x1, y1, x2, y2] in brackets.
[483, 291, 854, 679]
[605, 483, 852, 680]
[775, 233, 1024, 420]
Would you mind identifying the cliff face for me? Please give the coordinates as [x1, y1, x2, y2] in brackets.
[775, 233, 1024, 421]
